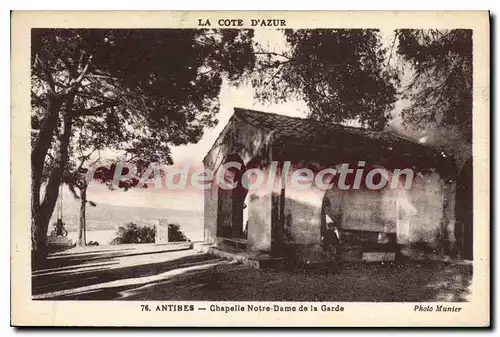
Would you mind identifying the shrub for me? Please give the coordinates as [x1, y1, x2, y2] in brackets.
[110, 222, 189, 245]
[168, 223, 189, 242]
[110, 222, 155, 245]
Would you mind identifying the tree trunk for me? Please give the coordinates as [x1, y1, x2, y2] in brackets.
[32, 96, 75, 259]
[31, 96, 61, 257]
[77, 187, 87, 246]
[31, 206, 53, 263]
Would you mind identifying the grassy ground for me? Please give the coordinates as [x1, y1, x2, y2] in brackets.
[33, 245, 472, 302]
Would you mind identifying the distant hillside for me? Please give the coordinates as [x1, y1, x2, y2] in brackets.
[49, 197, 204, 236]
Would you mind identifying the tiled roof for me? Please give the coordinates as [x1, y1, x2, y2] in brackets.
[232, 108, 453, 172]
[234, 108, 419, 149]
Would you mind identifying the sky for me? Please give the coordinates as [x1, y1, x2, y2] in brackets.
[168, 28, 404, 164]
[83, 28, 414, 212]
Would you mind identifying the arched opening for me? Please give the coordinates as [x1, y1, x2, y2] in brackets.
[455, 158, 473, 260]
[216, 154, 248, 240]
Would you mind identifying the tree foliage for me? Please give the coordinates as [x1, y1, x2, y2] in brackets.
[32, 28, 255, 164]
[396, 29, 472, 141]
[253, 29, 399, 131]
[31, 28, 254, 254]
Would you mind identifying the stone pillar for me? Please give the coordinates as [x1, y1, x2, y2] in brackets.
[156, 219, 169, 244]
[247, 189, 273, 253]
[395, 188, 415, 245]
[204, 181, 218, 245]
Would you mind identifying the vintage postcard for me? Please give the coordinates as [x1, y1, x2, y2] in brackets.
[11, 11, 490, 327]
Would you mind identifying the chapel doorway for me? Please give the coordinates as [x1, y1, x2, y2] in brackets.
[216, 154, 248, 240]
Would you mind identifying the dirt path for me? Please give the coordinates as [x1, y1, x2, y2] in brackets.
[33, 245, 472, 302]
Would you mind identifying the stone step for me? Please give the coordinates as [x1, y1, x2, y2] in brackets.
[342, 244, 400, 261]
[362, 251, 397, 262]
[207, 247, 285, 269]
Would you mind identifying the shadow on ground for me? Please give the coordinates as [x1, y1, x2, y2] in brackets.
[33, 247, 472, 302]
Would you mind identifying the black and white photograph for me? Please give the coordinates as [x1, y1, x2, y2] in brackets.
[11, 10, 490, 327]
